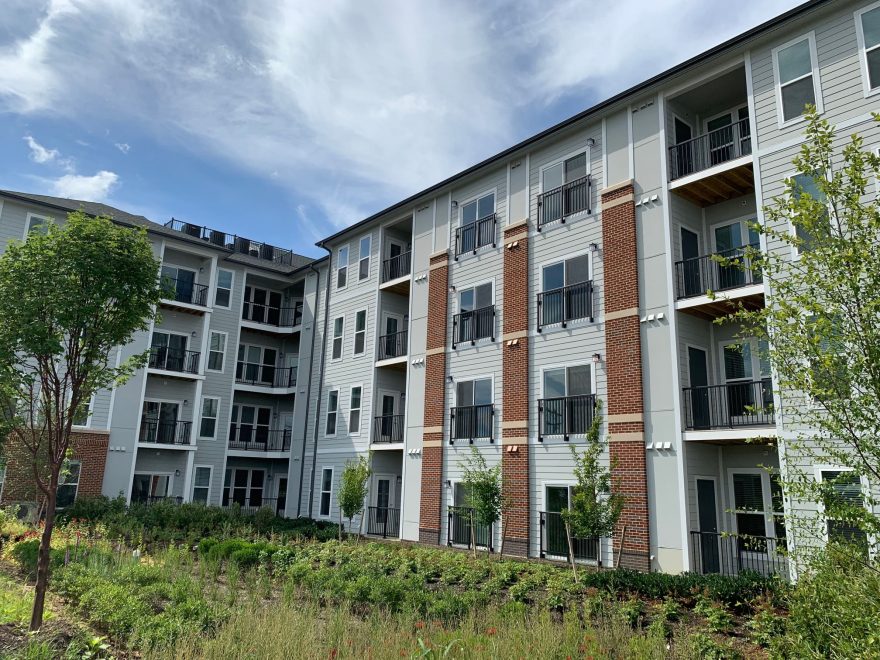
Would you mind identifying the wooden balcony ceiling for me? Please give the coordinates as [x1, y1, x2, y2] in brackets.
[673, 163, 754, 207]
[680, 289, 764, 320]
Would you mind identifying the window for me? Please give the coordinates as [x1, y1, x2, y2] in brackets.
[336, 246, 349, 289]
[223, 468, 265, 508]
[192, 466, 212, 504]
[856, 3, 880, 93]
[326, 390, 339, 436]
[540, 365, 593, 437]
[461, 192, 495, 226]
[349, 386, 362, 433]
[131, 473, 171, 503]
[319, 467, 333, 517]
[332, 317, 344, 359]
[207, 331, 226, 372]
[358, 235, 371, 281]
[24, 213, 49, 237]
[769, 473, 787, 545]
[452, 378, 492, 440]
[455, 283, 493, 345]
[539, 152, 590, 227]
[457, 192, 495, 254]
[821, 470, 867, 548]
[773, 34, 820, 124]
[215, 270, 233, 308]
[540, 254, 591, 328]
[732, 472, 767, 539]
[791, 172, 827, 254]
[243, 286, 283, 325]
[57, 460, 81, 508]
[230, 405, 271, 445]
[236, 344, 278, 384]
[159, 265, 199, 303]
[199, 397, 219, 438]
[72, 394, 94, 427]
[353, 310, 367, 356]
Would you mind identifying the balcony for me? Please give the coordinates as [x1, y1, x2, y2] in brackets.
[682, 379, 774, 432]
[148, 347, 201, 375]
[454, 214, 496, 258]
[138, 420, 192, 446]
[674, 245, 764, 318]
[235, 363, 297, 392]
[365, 506, 401, 538]
[228, 426, 291, 452]
[537, 175, 591, 230]
[450, 404, 494, 444]
[372, 414, 404, 445]
[139, 496, 184, 506]
[538, 394, 597, 442]
[537, 281, 594, 331]
[452, 305, 495, 349]
[241, 301, 303, 331]
[159, 277, 209, 308]
[377, 329, 408, 362]
[381, 251, 412, 284]
[689, 531, 788, 578]
[223, 497, 283, 516]
[164, 218, 301, 268]
[447, 505, 493, 551]
[539, 511, 601, 563]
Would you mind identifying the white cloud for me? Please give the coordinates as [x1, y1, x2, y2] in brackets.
[114, 142, 130, 154]
[51, 170, 119, 201]
[23, 135, 60, 164]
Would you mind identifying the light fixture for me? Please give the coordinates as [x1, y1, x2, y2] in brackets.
[589, 242, 599, 252]
[586, 137, 596, 147]
[448, 285, 456, 293]
[592, 353, 601, 364]
[174, 469, 181, 477]
[183, 399, 189, 406]
[191, 330, 197, 337]
[267, 474, 273, 481]
[451, 200, 458, 208]
[446, 375, 454, 382]
[445, 479, 452, 488]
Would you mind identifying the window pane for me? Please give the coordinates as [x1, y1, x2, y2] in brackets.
[778, 39, 811, 83]
[543, 369, 566, 398]
[215, 289, 230, 307]
[543, 162, 563, 191]
[210, 333, 224, 352]
[195, 467, 211, 487]
[473, 379, 492, 405]
[322, 469, 332, 491]
[459, 289, 474, 312]
[461, 201, 477, 225]
[334, 318, 343, 337]
[565, 255, 590, 285]
[862, 7, 880, 48]
[724, 344, 752, 380]
[567, 365, 592, 396]
[356, 310, 366, 331]
[350, 387, 361, 409]
[733, 473, 764, 511]
[475, 283, 492, 309]
[477, 193, 494, 220]
[781, 76, 815, 121]
[63, 462, 81, 484]
[542, 263, 564, 291]
[338, 247, 348, 266]
[360, 236, 370, 259]
[328, 391, 338, 412]
[736, 512, 766, 537]
[546, 486, 569, 513]
[564, 153, 587, 182]
[217, 270, 232, 288]
[202, 398, 217, 418]
[868, 47, 880, 90]
[456, 381, 474, 406]
[770, 473, 784, 513]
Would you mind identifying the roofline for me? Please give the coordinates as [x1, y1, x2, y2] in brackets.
[316, 0, 828, 247]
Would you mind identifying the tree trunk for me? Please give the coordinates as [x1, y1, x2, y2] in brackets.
[30, 486, 57, 631]
[615, 524, 627, 569]
[470, 511, 476, 559]
[338, 508, 343, 542]
[564, 520, 579, 584]
[498, 516, 506, 559]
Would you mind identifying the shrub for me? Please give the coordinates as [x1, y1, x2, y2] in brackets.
[9, 538, 66, 578]
[229, 548, 261, 569]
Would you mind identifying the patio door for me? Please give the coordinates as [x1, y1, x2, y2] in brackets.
[713, 220, 759, 290]
[142, 401, 179, 443]
[545, 486, 570, 556]
[379, 393, 397, 442]
[673, 117, 694, 176]
[372, 474, 395, 521]
[680, 228, 701, 297]
[224, 468, 265, 508]
[688, 347, 710, 429]
[276, 477, 287, 515]
[696, 479, 721, 573]
[386, 239, 407, 280]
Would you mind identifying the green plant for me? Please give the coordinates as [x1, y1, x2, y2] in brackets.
[687, 632, 743, 660]
[617, 597, 644, 628]
[458, 447, 503, 557]
[694, 595, 734, 633]
[337, 454, 371, 541]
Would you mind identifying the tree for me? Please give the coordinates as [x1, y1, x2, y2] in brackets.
[0, 211, 161, 630]
[337, 454, 371, 542]
[459, 446, 502, 558]
[561, 401, 623, 582]
[726, 109, 880, 552]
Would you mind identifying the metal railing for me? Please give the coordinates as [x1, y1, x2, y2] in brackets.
[138, 420, 192, 445]
[682, 379, 774, 430]
[235, 363, 297, 388]
[228, 426, 291, 452]
[668, 117, 752, 180]
[454, 213, 497, 258]
[540, 511, 601, 563]
[447, 506, 493, 551]
[366, 506, 401, 538]
[148, 346, 201, 374]
[223, 497, 281, 515]
[689, 531, 788, 578]
[164, 218, 301, 267]
[450, 404, 494, 443]
[159, 276, 209, 307]
[139, 496, 183, 505]
[382, 251, 412, 282]
[538, 394, 597, 442]
[372, 414, 405, 444]
[452, 305, 495, 348]
[378, 329, 408, 360]
[674, 244, 762, 300]
[538, 175, 591, 230]
[242, 301, 304, 327]
[537, 281, 594, 330]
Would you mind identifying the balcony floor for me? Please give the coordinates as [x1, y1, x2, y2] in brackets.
[670, 159, 754, 207]
[675, 284, 764, 320]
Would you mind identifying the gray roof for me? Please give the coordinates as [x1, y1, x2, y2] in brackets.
[0, 190, 320, 275]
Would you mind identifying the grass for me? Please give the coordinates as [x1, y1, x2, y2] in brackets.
[0, 572, 47, 627]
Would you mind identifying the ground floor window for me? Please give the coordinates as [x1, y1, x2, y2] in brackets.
[56, 460, 81, 508]
[223, 468, 265, 508]
[131, 473, 172, 503]
[319, 468, 333, 517]
[192, 466, 212, 504]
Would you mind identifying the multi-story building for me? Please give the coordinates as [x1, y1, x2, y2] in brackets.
[1, 0, 878, 577]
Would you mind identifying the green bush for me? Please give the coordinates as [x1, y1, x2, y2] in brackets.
[229, 548, 261, 569]
[9, 538, 66, 578]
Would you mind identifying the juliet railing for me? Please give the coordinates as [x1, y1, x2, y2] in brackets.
[668, 117, 752, 180]
[378, 329, 408, 360]
[235, 363, 297, 388]
[160, 276, 209, 307]
[450, 404, 494, 443]
[373, 415, 405, 444]
[148, 347, 200, 374]
[452, 305, 495, 348]
[447, 505, 493, 551]
[138, 420, 192, 445]
[227, 426, 292, 452]
[537, 281, 594, 331]
[454, 213, 497, 258]
[540, 511, 601, 563]
[538, 394, 597, 442]
[537, 175, 591, 230]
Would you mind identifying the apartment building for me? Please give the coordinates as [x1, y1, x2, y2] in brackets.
[1, 0, 878, 577]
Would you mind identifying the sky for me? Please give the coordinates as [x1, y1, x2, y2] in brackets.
[0, 0, 803, 259]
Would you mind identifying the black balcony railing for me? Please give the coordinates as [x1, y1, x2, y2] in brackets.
[235, 363, 297, 389]
[137, 495, 183, 506]
[366, 506, 401, 538]
[454, 214, 497, 258]
[540, 511, 601, 563]
[537, 281, 594, 331]
[450, 404, 494, 443]
[382, 251, 412, 282]
[675, 244, 762, 300]
[689, 531, 788, 578]
[138, 420, 192, 445]
[242, 301, 303, 328]
[669, 117, 752, 180]
[224, 497, 282, 515]
[452, 305, 495, 348]
[538, 175, 592, 230]
[148, 347, 201, 374]
[538, 394, 597, 442]
[160, 276, 209, 307]
[683, 379, 774, 430]
[228, 426, 292, 452]
[373, 414, 405, 444]
[164, 218, 301, 267]
[378, 329, 408, 360]
[447, 506, 493, 551]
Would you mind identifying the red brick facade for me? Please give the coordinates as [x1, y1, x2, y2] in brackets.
[419, 251, 450, 544]
[600, 181, 651, 572]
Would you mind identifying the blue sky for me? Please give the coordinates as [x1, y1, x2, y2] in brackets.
[0, 0, 801, 259]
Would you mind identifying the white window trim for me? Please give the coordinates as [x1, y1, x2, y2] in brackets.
[456, 187, 498, 228]
[539, 362, 598, 399]
[452, 374, 495, 408]
[325, 389, 340, 437]
[855, 2, 880, 98]
[336, 244, 350, 290]
[717, 338, 769, 384]
[319, 466, 334, 518]
[72, 393, 95, 429]
[537, 146, 593, 196]
[22, 212, 51, 240]
[198, 396, 220, 439]
[358, 234, 372, 282]
[192, 465, 213, 503]
[540, 248, 594, 291]
[214, 269, 234, 309]
[207, 330, 228, 373]
[813, 464, 871, 545]
[352, 308, 368, 357]
[772, 31, 823, 129]
[348, 384, 363, 435]
[708, 214, 760, 254]
[455, 277, 496, 314]
[330, 315, 345, 361]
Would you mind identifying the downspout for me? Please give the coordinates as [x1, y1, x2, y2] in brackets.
[306, 246, 333, 518]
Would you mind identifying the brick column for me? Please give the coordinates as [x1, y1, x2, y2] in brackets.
[501, 221, 530, 557]
[600, 180, 651, 572]
[419, 251, 450, 544]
